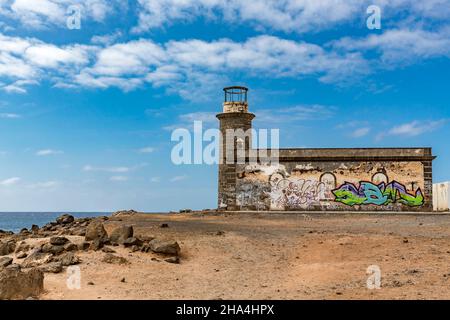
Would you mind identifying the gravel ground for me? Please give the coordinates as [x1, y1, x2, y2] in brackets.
[41, 212, 450, 300]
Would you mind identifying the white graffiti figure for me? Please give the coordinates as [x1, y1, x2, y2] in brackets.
[270, 179, 326, 210]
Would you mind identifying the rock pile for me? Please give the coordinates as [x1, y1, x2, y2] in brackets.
[0, 212, 183, 299]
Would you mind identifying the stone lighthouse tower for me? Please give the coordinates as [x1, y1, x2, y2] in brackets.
[216, 86, 255, 210]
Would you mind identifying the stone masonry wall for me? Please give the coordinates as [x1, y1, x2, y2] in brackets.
[226, 148, 435, 212]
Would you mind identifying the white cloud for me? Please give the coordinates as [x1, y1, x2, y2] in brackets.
[0, 0, 122, 29]
[350, 127, 371, 138]
[36, 149, 63, 156]
[332, 28, 450, 66]
[0, 33, 95, 93]
[133, 0, 365, 33]
[0, 177, 20, 186]
[375, 119, 448, 140]
[70, 35, 369, 94]
[179, 112, 217, 124]
[133, 0, 450, 33]
[91, 31, 122, 45]
[256, 105, 335, 124]
[386, 120, 448, 137]
[110, 175, 128, 182]
[0, 112, 20, 118]
[83, 165, 130, 173]
[137, 147, 155, 154]
[28, 180, 59, 188]
[170, 175, 188, 182]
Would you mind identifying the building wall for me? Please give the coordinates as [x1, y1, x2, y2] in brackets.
[433, 182, 449, 211]
[232, 154, 433, 212]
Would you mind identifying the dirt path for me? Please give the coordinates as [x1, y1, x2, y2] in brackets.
[41, 212, 450, 300]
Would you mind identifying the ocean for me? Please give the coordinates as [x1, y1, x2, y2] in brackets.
[0, 212, 111, 233]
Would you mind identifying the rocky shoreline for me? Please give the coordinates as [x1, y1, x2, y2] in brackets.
[0, 211, 181, 300]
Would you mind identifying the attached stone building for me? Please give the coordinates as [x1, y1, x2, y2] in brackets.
[217, 86, 435, 212]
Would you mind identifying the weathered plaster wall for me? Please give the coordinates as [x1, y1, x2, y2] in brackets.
[235, 160, 430, 211]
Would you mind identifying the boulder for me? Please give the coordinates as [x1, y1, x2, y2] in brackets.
[0, 268, 44, 299]
[89, 239, 104, 251]
[53, 252, 80, 266]
[78, 242, 90, 251]
[149, 239, 180, 256]
[64, 243, 78, 252]
[15, 241, 30, 253]
[102, 254, 129, 265]
[85, 221, 108, 242]
[0, 240, 16, 256]
[109, 225, 133, 245]
[56, 214, 75, 225]
[31, 225, 39, 233]
[123, 237, 142, 247]
[38, 262, 63, 273]
[41, 243, 65, 255]
[0, 257, 13, 268]
[21, 250, 53, 268]
[49, 236, 69, 246]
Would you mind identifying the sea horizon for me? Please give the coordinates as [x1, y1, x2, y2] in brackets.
[0, 212, 112, 233]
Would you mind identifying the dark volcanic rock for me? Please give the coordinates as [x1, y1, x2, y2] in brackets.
[49, 236, 69, 246]
[64, 243, 78, 252]
[0, 240, 16, 256]
[109, 225, 133, 245]
[56, 214, 75, 225]
[31, 225, 39, 233]
[123, 237, 143, 247]
[0, 268, 44, 299]
[41, 243, 65, 255]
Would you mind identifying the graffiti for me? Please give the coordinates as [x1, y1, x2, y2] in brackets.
[236, 181, 270, 210]
[332, 181, 424, 207]
[270, 178, 328, 209]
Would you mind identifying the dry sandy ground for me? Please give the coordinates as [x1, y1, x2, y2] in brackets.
[40, 212, 450, 300]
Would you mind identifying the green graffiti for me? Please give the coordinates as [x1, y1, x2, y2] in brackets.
[332, 181, 424, 207]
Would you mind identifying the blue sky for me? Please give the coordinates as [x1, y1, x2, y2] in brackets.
[0, 0, 449, 212]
